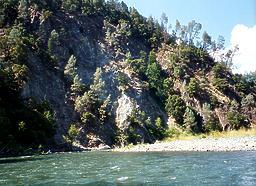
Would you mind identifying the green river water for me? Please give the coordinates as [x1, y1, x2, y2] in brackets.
[0, 151, 256, 185]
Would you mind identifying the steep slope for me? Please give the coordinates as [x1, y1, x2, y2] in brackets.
[0, 0, 255, 155]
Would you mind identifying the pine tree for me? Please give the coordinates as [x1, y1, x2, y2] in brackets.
[48, 30, 60, 53]
[90, 67, 105, 99]
[165, 95, 186, 124]
[71, 75, 85, 94]
[64, 55, 77, 79]
[183, 107, 197, 132]
[202, 103, 220, 132]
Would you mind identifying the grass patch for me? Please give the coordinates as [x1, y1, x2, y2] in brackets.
[164, 127, 256, 142]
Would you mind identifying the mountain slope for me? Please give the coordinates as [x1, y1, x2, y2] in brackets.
[0, 0, 255, 155]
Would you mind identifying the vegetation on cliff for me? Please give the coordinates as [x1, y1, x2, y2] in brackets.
[0, 0, 255, 155]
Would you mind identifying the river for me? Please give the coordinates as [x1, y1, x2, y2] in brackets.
[0, 151, 256, 185]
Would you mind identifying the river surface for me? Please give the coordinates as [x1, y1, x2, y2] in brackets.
[0, 151, 256, 185]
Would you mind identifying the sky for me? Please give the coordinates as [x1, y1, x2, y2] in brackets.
[122, 0, 256, 74]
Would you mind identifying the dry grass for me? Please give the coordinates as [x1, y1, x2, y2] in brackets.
[164, 127, 256, 142]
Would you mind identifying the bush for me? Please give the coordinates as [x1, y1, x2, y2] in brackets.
[202, 103, 221, 132]
[227, 112, 248, 130]
[64, 55, 77, 79]
[165, 95, 186, 125]
[67, 124, 79, 142]
[212, 63, 226, 78]
[116, 72, 128, 88]
[164, 128, 181, 138]
[62, 0, 81, 12]
[127, 126, 141, 145]
[183, 107, 198, 133]
[186, 78, 200, 97]
[212, 77, 229, 92]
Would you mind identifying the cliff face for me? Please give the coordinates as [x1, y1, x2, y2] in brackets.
[19, 12, 166, 148]
[1, 0, 255, 152]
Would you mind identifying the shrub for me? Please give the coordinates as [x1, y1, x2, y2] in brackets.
[71, 75, 86, 95]
[116, 72, 128, 88]
[164, 128, 181, 138]
[48, 29, 60, 53]
[127, 126, 141, 145]
[165, 95, 186, 125]
[67, 124, 79, 142]
[183, 107, 198, 133]
[186, 78, 200, 97]
[227, 112, 247, 130]
[202, 103, 221, 132]
[212, 77, 229, 92]
[64, 55, 77, 79]
[212, 63, 226, 78]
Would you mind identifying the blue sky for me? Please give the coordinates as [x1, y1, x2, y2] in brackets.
[122, 0, 256, 73]
[122, 0, 255, 45]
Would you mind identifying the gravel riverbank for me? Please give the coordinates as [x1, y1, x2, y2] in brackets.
[114, 136, 256, 152]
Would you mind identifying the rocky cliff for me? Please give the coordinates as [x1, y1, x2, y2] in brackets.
[0, 0, 255, 153]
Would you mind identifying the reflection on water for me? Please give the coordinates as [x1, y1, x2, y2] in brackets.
[0, 156, 49, 164]
[0, 151, 256, 185]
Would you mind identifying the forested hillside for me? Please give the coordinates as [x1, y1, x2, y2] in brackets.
[0, 0, 255, 155]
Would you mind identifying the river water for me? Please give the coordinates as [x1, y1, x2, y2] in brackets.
[0, 151, 256, 185]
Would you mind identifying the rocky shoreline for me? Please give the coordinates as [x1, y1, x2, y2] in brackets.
[114, 136, 256, 152]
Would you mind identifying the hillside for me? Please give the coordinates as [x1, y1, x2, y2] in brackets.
[0, 0, 255, 156]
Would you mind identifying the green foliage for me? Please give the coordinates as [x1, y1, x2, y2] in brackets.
[212, 77, 229, 92]
[127, 126, 141, 145]
[173, 66, 184, 79]
[18, 0, 29, 21]
[146, 52, 161, 88]
[186, 78, 200, 97]
[183, 107, 198, 133]
[126, 108, 146, 144]
[67, 123, 79, 142]
[227, 111, 247, 130]
[209, 94, 219, 108]
[127, 57, 146, 75]
[90, 67, 105, 97]
[241, 94, 255, 108]
[74, 68, 110, 127]
[116, 72, 128, 88]
[153, 117, 165, 138]
[244, 71, 256, 87]
[127, 131, 141, 145]
[11, 64, 29, 88]
[241, 94, 256, 122]
[165, 95, 186, 124]
[174, 20, 202, 45]
[71, 75, 86, 94]
[126, 108, 166, 143]
[48, 29, 60, 54]
[64, 55, 86, 95]
[202, 103, 221, 132]
[212, 63, 227, 78]
[6, 24, 31, 63]
[128, 108, 148, 127]
[0, 66, 56, 147]
[0, 0, 19, 27]
[164, 127, 181, 138]
[39, 10, 52, 24]
[145, 51, 170, 103]
[64, 55, 77, 79]
[212, 64, 229, 92]
[62, 0, 81, 12]
[202, 31, 212, 50]
[0, 0, 255, 151]
[98, 95, 111, 123]
[232, 75, 250, 94]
